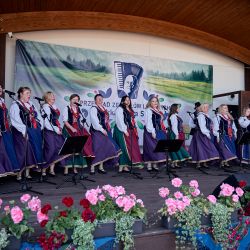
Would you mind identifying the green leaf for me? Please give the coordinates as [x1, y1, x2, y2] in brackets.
[64, 96, 70, 102]
[137, 121, 144, 130]
[87, 93, 95, 98]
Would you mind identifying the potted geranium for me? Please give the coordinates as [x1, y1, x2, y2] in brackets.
[43, 196, 81, 242]
[207, 183, 244, 249]
[0, 194, 42, 249]
[158, 178, 209, 248]
[84, 184, 147, 250]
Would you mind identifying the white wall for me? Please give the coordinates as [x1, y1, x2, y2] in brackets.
[5, 29, 245, 107]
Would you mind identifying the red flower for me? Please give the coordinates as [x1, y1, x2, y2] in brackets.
[41, 204, 52, 214]
[59, 210, 68, 217]
[81, 208, 96, 223]
[62, 197, 74, 207]
[40, 220, 48, 227]
[80, 198, 90, 208]
[239, 180, 247, 188]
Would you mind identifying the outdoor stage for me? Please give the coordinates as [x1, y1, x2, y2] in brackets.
[1, 163, 249, 250]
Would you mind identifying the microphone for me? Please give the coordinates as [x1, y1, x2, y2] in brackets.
[212, 109, 218, 113]
[162, 105, 167, 110]
[4, 89, 16, 96]
[187, 111, 192, 114]
[74, 102, 82, 107]
[33, 96, 44, 102]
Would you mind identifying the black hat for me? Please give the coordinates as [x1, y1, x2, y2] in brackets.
[194, 102, 201, 109]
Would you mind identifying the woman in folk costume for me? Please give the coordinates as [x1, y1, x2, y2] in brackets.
[62, 94, 94, 175]
[189, 103, 220, 168]
[188, 102, 201, 136]
[0, 85, 19, 177]
[143, 96, 167, 171]
[168, 103, 191, 168]
[238, 107, 250, 164]
[90, 94, 121, 175]
[42, 91, 70, 176]
[213, 104, 237, 167]
[113, 95, 143, 173]
[9, 87, 43, 180]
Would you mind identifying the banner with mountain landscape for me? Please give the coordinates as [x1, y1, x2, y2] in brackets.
[14, 39, 213, 145]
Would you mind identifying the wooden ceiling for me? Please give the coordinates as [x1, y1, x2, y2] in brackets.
[0, 0, 250, 64]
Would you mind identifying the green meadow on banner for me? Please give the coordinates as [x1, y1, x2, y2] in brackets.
[14, 39, 213, 145]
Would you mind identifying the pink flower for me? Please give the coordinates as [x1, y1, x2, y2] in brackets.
[28, 197, 41, 212]
[85, 190, 99, 205]
[115, 186, 126, 195]
[174, 191, 183, 199]
[165, 198, 175, 206]
[10, 206, 23, 224]
[220, 183, 234, 197]
[171, 178, 182, 188]
[182, 196, 191, 206]
[236, 187, 244, 197]
[207, 195, 217, 204]
[116, 196, 124, 208]
[98, 195, 106, 202]
[232, 194, 239, 203]
[4, 205, 10, 213]
[191, 189, 200, 197]
[20, 194, 31, 203]
[102, 185, 112, 191]
[0, 198, 2, 207]
[136, 199, 144, 207]
[37, 210, 49, 223]
[189, 180, 199, 189]
[159, 187, 170, 198]
[130, 194, 136, 200]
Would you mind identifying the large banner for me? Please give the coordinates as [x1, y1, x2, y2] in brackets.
[14, 39, 213, 145]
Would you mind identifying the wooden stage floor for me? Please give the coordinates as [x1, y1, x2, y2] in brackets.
[0, 163, 250, 249]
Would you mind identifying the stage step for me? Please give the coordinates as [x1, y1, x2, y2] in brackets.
[134, 228, 176, 250]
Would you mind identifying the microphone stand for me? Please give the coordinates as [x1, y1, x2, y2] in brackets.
[33, 99, 57, 185]
[3, 94, 43, 195]
[78, 107, 95, 184]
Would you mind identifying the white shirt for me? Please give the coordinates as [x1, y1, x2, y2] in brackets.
[169, 113, 179, 138]
[115, 107, 128, 133]
[239, 116, 250, 128]
[90, 105, 105, 133]
[0, 97, 4, 105]
[213, 114, 237, 137]
[197, 112, 211, 139]
[189, 115, 196, 129]
[10, 100, 43, 136]
[145, 108, 156, 135]
[43, 103, 61, 134]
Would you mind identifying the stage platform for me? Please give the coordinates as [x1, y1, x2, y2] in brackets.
[1, 163, 250, 249]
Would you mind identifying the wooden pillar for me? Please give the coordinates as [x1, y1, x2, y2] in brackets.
[0, 34, 6, 88]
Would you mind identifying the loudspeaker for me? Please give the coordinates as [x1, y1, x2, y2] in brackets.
[211, 174, 250, 198]
[212, 175, 239, 198]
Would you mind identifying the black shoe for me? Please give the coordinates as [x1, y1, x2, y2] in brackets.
[90, 171, 95, 175]
[147, 169, 152, 172]
[152, 167, 159, 172]
[123, 169, 130, 173]
[98, 169, 107, 174]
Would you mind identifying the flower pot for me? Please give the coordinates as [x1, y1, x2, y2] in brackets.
[133, 219, 144, 234]
[94, 219, 144, 238]
[5, 236, 22, 250]
[65, 229, 73, 243]
[94, 221, 116, 238]
[201, 214, 212, 226]
[161, 216, 176, 230]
